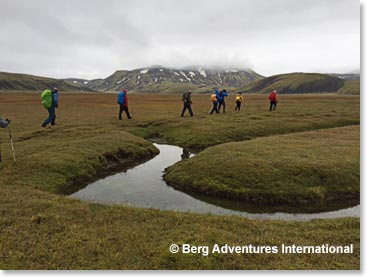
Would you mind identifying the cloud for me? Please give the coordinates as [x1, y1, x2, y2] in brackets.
[0, 0, 360, 79]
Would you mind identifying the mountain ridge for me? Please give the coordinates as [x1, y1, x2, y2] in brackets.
[63, 66, 264, 93]
[237, 72, 360, 95]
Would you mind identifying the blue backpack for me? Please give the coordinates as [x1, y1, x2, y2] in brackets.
[117, 91, 125, 105]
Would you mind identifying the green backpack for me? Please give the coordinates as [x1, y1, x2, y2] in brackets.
[41, 89, 52, 109]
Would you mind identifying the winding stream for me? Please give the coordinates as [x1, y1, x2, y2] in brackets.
[70, 144, 360, 221]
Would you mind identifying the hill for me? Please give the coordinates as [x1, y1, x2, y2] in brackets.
[0, 72, 83, 92]
[238, 73, 360, 95]
[64, 66, 264, 93]
[329, 73, 360, 81]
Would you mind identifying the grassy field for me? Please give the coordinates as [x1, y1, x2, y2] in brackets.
[164, 126, 359, 211]
[0, 92, 360, 269]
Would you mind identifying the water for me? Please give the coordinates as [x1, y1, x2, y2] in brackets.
[70, 144, 360, 221]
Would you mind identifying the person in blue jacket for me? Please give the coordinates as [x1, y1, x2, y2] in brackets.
[117, 90, 132, 120]
[42, 87, 59, 127]
[217, 89, 228, 113]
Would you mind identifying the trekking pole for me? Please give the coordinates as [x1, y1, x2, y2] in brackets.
[8, 125, 16, 165]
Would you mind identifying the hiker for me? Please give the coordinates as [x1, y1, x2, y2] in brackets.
[209, 91, 219, 114]
[117, 90, 132, 120]
[235, 92, 243, 112]
[0, 116, 11, 163]
[217, 89, 228, 113]
[41, 87, 59, 128]
[181, 91, 193, 117]
[0, 116, 10, 129]
[269, 90, 278, 111]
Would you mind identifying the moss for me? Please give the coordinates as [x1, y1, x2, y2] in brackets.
[164, 126, 359, 210]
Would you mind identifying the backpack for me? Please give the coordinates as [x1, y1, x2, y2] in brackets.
[117, 91, 125, 105]
[235, 94, 242, 102]
[41, 89, 52, 109]
[211, 94, 217, 102]
[182, 92, 189, 103]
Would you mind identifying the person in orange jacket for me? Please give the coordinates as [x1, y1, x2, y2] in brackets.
[269, 90, 278, 111]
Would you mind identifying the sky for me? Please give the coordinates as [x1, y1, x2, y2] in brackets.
[0, 0, 360, 79]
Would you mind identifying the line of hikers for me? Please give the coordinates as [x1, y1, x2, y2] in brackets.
[38, 87, 278, 126]
[2, 88, 278, 164]
[180, 89, 278, 117]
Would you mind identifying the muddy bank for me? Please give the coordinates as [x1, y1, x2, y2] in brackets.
[57, 145, 159, 195]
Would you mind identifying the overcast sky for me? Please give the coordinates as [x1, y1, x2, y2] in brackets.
[0, 0, 360, 79]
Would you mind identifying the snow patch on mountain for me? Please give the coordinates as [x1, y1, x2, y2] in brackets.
[180, 71, 191, 81]
[198, 68, 207, 77]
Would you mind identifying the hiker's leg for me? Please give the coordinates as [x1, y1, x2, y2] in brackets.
[273, 102, 277, 111]
[218, 102, 222, 113]
[223, 101, 226, 113]
[51, 108, 56, 126]
[119, 105, 123, 119]
[181, 104, 187, 116]
[42, 107, 54, 126]
[210, 104, 215, 114]
[188, 105, 193, 116]
[124, 106, 132, 119]
[269, 102, 273, 111]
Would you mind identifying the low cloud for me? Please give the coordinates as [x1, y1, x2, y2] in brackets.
[0, 0, 360, 79]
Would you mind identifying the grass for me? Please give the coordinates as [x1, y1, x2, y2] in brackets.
[164, 126, 359, 211]
[0, 92, 360, 269]
[125, 94, 359, 150]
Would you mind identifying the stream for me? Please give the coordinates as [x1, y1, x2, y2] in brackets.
[70, 144, 360, 221]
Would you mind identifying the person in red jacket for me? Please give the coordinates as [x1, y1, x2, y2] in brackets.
[269, 90, 278, 111]
[118, 90, 132, 120]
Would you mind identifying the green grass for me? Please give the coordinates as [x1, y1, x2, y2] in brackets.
[164, 126, 359, 210]
[0, 92, 360, 269]
[336, 80, 360, 95]
[125, 94, 359, 151]
[0, 185, 360, 269]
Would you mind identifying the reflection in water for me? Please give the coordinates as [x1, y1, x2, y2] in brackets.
[70, 144, 360, 221]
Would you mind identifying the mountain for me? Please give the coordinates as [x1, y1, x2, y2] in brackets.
[238, 73, 360, 95]
[0, 72, 84, 92]
[328, 73, 360, 81]
[63, 66, 264, 93]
